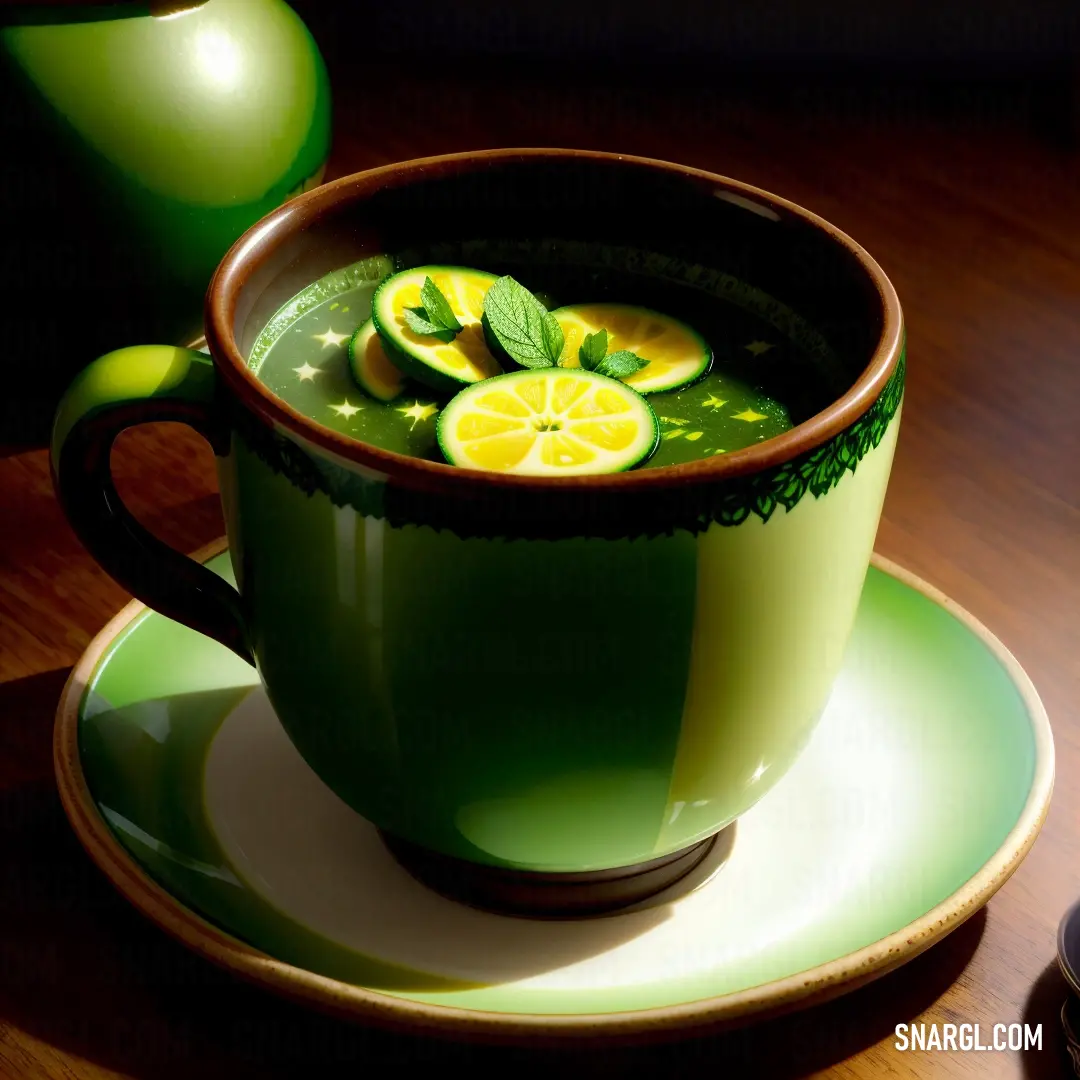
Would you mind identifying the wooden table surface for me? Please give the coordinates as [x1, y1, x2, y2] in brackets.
[3, 65, 1080, 1078]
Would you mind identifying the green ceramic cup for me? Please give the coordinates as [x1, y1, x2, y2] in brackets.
[51, 150, 904, 907]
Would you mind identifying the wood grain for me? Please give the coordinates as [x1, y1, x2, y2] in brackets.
[2, 63, 1079, 1077]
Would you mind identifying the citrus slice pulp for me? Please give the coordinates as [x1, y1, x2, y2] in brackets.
[552, 303, 713, 394]
[371, 266, 503, 394]
[437, 368, 659, 476]
[348, 318, 406, 402]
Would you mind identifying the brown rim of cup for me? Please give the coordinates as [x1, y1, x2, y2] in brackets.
[205, 147, 904, 494]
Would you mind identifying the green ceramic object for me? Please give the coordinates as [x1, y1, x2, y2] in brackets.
[0, 0, 330, 440]
[52, 150, 905, 881]
[57, 545, 1053, 1035]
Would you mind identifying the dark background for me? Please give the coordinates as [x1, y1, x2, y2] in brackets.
[293, 0, 1079, 119]
[3, 3, 1080, 1078]
[288, 0, 1080, 263]
[281, 0, 1080, 290]
[295, 1, 1078, 66]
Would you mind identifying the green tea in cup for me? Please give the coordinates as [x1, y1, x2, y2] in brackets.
[249, 254, 801, 471]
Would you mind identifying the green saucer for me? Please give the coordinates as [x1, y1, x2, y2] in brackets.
[55, 541, 1053, 1043]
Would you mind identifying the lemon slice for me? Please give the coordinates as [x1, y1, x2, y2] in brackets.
[437, 369, 659, 476]
[552, 303, 712, 394]
[347, 318, 406, 402]
[371, 266, 503, 394]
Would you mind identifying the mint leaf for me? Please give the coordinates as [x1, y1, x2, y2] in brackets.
[404, 307, 456, 342]
[541, 311, 565, 367]
[577, 329, 608, 371]
[595, 350, 650, 380]
[403, 308, 442, 335]
[573, 332, 648, 381]
[420, 277, 462, 334]
[483, 276, 563, 368]
[401, 277, 461, 340]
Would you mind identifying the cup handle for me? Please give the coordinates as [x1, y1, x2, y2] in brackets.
[50, 344, 254, 666]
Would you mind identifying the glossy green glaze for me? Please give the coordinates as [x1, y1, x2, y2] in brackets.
[51, 345, 216, 464]
[76, 552, 1049, 1015]
[215, 402, 898, 870]
[1, 0, 330, 295]
[79, 609, 477, 993]
[50, 345, 251, 661]
[228, 437, 699, 866]
[52, 339, 899, 871]
[48, 150, 906, 874]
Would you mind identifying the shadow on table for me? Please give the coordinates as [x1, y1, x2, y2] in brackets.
[0, 666, 988, 1080]
[1022, 960, 1074, 1079]
[0, 441, 45, 458]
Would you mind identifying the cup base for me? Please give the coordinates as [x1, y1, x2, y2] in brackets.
[378, 830, 722, 919]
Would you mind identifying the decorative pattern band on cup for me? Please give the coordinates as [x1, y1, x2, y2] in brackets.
[227, 349, 904, 543]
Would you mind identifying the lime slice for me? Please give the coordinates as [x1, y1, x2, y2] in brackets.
[371, 266, 503, 394]
[552, 303, 713, 394]
[347, 318, 406, 402]
[437, 368, 659, 476]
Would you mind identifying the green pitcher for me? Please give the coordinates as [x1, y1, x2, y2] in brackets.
[0, 0, 331, 441]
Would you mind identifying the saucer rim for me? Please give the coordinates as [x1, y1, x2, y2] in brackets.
[53, 537, 1055, 1045]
